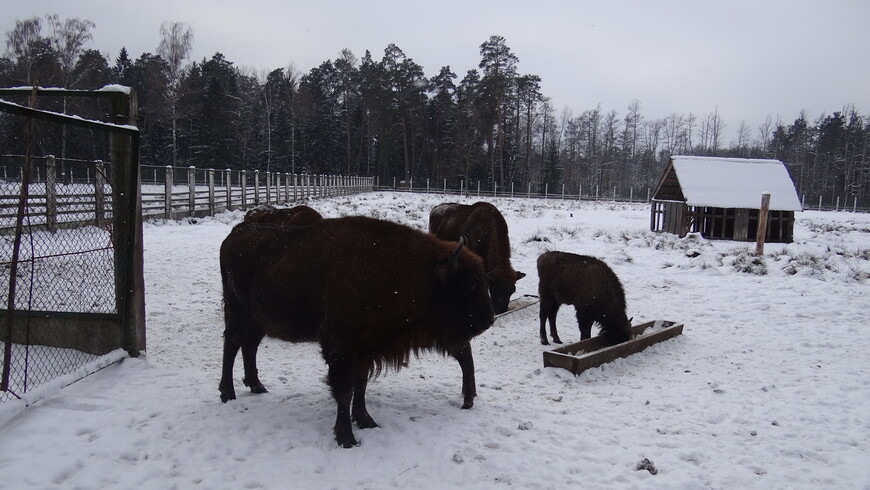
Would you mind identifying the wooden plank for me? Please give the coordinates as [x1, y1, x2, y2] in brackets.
[543, 320, 684, 374]
[496, 294, 539, 319]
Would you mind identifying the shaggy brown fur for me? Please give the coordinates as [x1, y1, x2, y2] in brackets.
[219, 216, 494, 448]
[429, 202, 525, 313]
[537, 251, 632, 346]
[243, 204, 322, 226]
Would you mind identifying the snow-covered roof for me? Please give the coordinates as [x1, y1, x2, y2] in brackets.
[670, 156, 802, 211]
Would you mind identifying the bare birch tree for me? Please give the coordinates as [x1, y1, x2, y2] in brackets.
[157, 21, 194, 166]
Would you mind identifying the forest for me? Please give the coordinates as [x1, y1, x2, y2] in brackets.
[1, 16, 868, 206]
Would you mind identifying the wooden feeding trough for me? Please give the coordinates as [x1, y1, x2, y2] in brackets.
[543, 320, 684, 375]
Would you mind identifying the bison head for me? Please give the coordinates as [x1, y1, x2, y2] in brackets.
[487, 269, 526, 314]
[434, 239, 495, 344]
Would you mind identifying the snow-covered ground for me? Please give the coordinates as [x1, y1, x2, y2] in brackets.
[1, 192, 868, 489]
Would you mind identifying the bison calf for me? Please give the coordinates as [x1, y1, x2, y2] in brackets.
[537, 251, 632, 346]
[219, 216, 495, 448]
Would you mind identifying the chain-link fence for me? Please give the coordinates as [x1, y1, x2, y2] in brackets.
[1, 87, 144, 405]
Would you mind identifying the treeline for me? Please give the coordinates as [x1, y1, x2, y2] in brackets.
[2, 16, 868, 205]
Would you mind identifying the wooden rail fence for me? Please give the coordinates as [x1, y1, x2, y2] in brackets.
[0, 159, 375, 231]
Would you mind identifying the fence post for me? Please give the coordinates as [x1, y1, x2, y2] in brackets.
[477, 180, 480, 197]
[254, 170, 261, 206]
[562, 183, 565, 200]
[109, 89, 145, 355]
[818, 196, 822, 211]
[188, 166, 196, 217]
[579, 184, 582, 201]
[528, 182, 531, 198]
[241, 170, 248, 210]
[208, 168, 216, 215]
[511, 181, 514, 198]
[45, 155, 58, 232]
[164, 166, 173, 219]
[756, 193, 771, 255]
[545, 183, 549, 200]
[94, 160, 106, 225]
[225, 169, 232, 211]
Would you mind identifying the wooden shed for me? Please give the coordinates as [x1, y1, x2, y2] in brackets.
[650, 156, 802, 243]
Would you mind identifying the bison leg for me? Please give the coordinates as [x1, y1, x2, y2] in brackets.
[219, 331, 241, 402]
[452, 342, 477, 409]
[577, 310, 594, 340]
[326, 356, 358, 448]
[352, 371, 378, 429]
[539, 301, 562, 345]
[241, 330, 268, 394]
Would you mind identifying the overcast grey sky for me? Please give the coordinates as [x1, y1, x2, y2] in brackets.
[5, 0, 870, 144]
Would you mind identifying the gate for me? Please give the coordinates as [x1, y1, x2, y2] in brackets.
[0, 86, 145, 404]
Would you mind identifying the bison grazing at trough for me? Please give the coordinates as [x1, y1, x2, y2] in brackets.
[429, 202, 525, 314]
[219, 216, 495, 448]
[537, 251, 632, 346]
[243, 204, 323, 226]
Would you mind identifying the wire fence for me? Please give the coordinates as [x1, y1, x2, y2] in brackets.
[374, 176, 870, 213]
[1, 87, 142, 407]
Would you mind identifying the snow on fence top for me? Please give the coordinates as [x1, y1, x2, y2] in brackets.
[671, 155, 802, 211]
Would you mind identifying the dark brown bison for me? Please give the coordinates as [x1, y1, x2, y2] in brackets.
[429, 202, 525, 314]
[537, 251, 632, 346]
[243, 204, 323, 226]
[219, 216, 495, 448]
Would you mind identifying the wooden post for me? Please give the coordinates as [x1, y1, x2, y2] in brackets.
[188, 166, 196, 217]
[756, 193, 771, 255]
[109, 90, 146, 356]
[241, 170, 248, 210]
[225, 169, 232, 211]
[208, 168, 216, 215]
[45, 155, 58, 232]
[164, 166, 173, 219]
[254, 170, 260, 206]
[94, 160, 106, 225]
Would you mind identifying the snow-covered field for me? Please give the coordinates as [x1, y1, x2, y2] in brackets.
[1, 192, 868, 489]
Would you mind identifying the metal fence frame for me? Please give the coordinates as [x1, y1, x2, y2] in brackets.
[0, 87, 144, 404]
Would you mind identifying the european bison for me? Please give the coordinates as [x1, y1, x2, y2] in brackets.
[429, 202, 525, 314]
[537, 251, 632, 346]
[219, 216, 495, 448]
[243, 204, 323, 226]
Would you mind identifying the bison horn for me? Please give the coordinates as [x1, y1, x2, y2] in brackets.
[449, 236, 465, 267]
